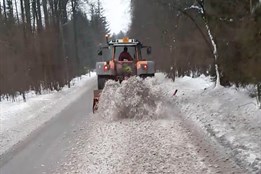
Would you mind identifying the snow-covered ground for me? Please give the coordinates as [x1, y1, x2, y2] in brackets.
[0, 72, 96, 156]
[172, 75, 261, 173]
[1, 72, 260, 173]
[55, 74, 260, 174]
[56, 114, 234, 174]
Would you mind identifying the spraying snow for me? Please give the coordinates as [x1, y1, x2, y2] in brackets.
[55, 74, 256, 174]
[97, 76, 176, 121]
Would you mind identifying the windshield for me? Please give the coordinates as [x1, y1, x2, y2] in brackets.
[114, 46, 136, 60]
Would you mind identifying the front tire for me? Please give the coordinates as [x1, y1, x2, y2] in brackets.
[140, 74, 155, 79]
[98, 75, 114, 90]
[98, 76, 107, 90]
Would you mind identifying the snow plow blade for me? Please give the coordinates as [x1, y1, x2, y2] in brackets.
[93, 90, 102, 113]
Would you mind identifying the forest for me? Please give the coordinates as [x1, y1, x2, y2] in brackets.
[0, 0, 108, 100]
[129, 0, 261, 90]
[0, 0, 260, 103]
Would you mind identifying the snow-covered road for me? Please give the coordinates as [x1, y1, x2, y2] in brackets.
[54, 75, 251, 174]
[55, 112, 245, 174]
[0, 75, 96, 174]
[1, 73, 260, 174]
[0, 73, 96, 156]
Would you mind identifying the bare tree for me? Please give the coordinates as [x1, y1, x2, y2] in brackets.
[71, 0, 80, 75]
[181, 0, 220, 87]
[0, 0, 109, 100]
[3, 0, 7, 21]
[14, 0, 19, 24]
[36, 0, 42, 31]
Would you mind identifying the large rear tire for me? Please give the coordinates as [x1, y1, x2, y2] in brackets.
[98, 76, 107, 90]
[98, 75, 114, 90]
[140, 74, 155, 79]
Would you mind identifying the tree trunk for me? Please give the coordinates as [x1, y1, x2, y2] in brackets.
[179, 1, 221, 87]
[6, 0, 14, 21]
[48, 0, 55, 26]
[20, 0, 25, 24]
[71, 0, 80, 75]
[14, 0, 19, 24]
[196, 0, 221, 87]
[36, 0, 43, 31]
[32, 0, 37, 31]
[257, 83, 261, 109]
[60, 0, 69, 24]
[204, 22, 221, 87]
[250, 0, 253, 13]
[3, 0, 7, 21]
[0, 1, 2, 19]
[58, 0, 70, 85]
[42, 0, 49, 27]
[24, 0, 31, 31]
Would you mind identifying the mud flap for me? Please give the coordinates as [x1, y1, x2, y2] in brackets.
[93, 90, 102, 113]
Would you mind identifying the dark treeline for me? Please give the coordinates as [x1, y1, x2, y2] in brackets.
[0, 0, 109, 100]
[129, 0, 261, 88]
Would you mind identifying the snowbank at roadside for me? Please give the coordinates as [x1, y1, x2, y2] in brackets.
[169, 74, 261, 173]
[0, 72, 96, 156]
[98, 76, 176, 121]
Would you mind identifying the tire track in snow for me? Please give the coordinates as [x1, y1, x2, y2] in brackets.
[56, 112, 246, 174]
[55, 76, 246, 174]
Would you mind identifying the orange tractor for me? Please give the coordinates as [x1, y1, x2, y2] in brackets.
[93, 36, 155, 112]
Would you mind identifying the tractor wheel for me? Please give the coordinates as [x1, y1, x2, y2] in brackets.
[98, 76, 107, 90]
[140, 74, 155, 79]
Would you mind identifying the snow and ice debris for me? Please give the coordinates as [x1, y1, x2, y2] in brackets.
[97, 76, 176, 121]
[55, 73, 257, 173]
[56, 112, 228, 174]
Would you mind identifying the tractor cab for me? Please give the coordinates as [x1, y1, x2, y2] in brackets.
[93, 36, 155, 112]
[98, 37, 151, 61]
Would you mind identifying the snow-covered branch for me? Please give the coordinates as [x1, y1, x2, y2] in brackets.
[183, 5, 203, 14]
[182, 2, 221, 87]
[257, 83, 261, 109]
[205, 22, 220, 87]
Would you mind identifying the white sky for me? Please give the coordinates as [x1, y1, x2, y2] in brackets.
[100, 0, 131, 34]
[0, 0, 131, 34]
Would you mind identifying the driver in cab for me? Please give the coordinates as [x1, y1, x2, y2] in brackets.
[119, 47, 133, 61]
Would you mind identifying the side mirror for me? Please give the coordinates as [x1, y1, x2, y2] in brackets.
[147, 47, 152, 55]
[98, 49, 102, 56]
